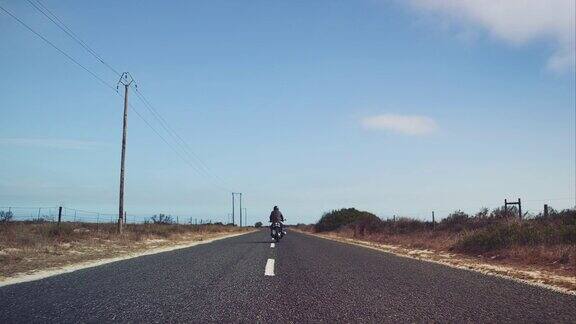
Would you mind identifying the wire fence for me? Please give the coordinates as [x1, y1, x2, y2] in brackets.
[0, 206, 223, 225]
[374, 198, 575, 223]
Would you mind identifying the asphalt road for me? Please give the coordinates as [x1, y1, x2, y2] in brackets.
[1, 230, 575, 323]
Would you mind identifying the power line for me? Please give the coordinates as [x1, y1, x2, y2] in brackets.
[0, 3, 117, 92]
[28, 0, 234, 192]
[2, 2, 236, 193]
[133, 87, 234, 191]
[127, 97, 232, 193]
[26, 0, 121, 76]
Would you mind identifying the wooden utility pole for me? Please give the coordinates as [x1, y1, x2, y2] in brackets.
[432, 211, 435, 230]
[58, 206, 62, 228]
[239, 193, 243, 227]
[117, 72, 134, 234]
[232, 192, 242, 226]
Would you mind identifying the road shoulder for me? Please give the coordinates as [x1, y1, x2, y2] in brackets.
[295, 230, 576, 296]
[0, 231, 254, 288]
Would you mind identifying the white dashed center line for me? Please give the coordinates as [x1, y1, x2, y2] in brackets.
[265, 258, 275, 276]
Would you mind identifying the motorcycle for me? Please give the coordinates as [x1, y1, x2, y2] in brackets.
[270, 221, 285, 242]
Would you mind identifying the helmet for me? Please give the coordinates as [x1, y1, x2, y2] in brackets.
[273, 206, 279, 211]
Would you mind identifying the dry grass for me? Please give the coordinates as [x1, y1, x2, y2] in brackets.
[294, 208, 576, 277]
[334, 230, 576, 277]
[0, 221, 251, 278]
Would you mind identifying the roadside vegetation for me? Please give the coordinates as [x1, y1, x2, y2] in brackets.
[295, 207, 576, 276]
[0, 218, 251, 278]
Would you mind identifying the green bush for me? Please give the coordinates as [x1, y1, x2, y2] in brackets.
[315, 208, 381, 232]
[391, 217, 428, 234]
[439, 210, 470, 232]
[454, 215, 576, 254]
[254, 222, 263, 228]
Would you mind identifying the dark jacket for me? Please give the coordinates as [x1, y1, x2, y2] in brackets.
[269, 209, 284, 222]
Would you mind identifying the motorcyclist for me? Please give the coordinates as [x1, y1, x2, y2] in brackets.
[269, 206, 286, 234]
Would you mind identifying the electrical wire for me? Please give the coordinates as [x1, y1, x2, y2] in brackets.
[133, 87, 234, 191]
[27, 0, 121, 77]
[1, 2, 236, 193]
[28, 0, 234, 192]
[0, 3, 117, 92]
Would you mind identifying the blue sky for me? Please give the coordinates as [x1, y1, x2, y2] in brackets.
[0, 0, 574, 224]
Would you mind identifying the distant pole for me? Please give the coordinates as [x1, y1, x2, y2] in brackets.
[74, 210, 77, 222]
[432, 211, 435, 230]
[239, 193, 243, 227]
[504, 199, 508, 214]
[544, 204, 549, 217]
[232, 193, 235, 225]
[243, 208, 247, 227]
[518, 198, 522, 220]
[117, 72, 134, 234]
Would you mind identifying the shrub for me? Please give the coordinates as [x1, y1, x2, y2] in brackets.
[453, 216, 576, 254]
[490, 206, 518, 219]
[315, 208, 381, 232]
[254, 222, 263, 228]
[392, 217, 427, 233]
[0, 211, 14, 222]
[150, 214, 174, 225]
[439, 210, 470, 232]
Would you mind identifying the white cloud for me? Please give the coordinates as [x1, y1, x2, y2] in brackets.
[361, 114, 438, 135]
[0, 138, 106, 150]
[407, 0, 575, 72]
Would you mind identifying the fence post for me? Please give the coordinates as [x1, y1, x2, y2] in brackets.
[544, 204, 549, 217]
[37, 208, 41, 221]
[58, 206, 62, 228]
[432, 211, 435, 230]
[518, 198, 522, 220]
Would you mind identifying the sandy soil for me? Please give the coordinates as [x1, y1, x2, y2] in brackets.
[0, 230, 254, 286]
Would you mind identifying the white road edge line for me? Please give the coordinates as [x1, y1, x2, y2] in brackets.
[265, 258, 275, 276]
[270, 243, 275, 248]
